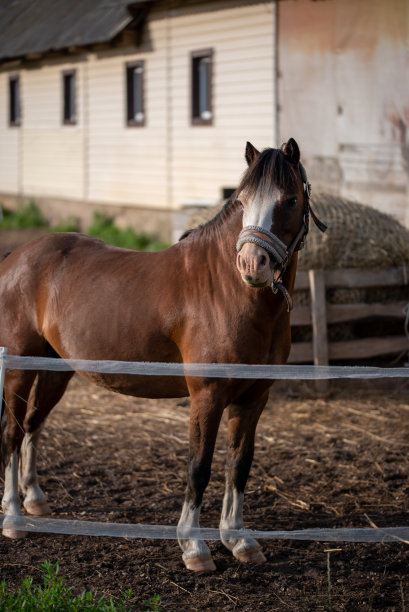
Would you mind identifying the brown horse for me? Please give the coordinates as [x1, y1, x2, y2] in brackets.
[0, 139, 325, 572]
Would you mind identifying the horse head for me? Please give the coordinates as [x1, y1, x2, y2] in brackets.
[235, 138, 314, 295]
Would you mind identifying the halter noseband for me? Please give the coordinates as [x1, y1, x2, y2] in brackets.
[236, 162, 327, 312]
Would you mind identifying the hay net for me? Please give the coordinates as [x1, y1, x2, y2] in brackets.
[298, 194, 409, 270]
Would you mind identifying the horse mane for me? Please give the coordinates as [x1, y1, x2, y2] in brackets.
[179, 147, 298, 242]
[179, 198, 241, 241]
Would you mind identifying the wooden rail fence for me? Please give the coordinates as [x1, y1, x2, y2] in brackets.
[289, 266, 409, 365]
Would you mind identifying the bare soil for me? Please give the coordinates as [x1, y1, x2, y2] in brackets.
[1, 376, 409, 611]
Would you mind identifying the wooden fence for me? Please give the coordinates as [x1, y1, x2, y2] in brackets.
[289, 266, 409, 365]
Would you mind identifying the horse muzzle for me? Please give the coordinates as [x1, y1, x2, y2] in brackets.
[236, 226, 288, 288]
[236, 242, 275, 287]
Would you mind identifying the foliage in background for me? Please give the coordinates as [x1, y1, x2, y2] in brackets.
[52, 217, 80, 233]
[0, 200, 47, 229]
[0, 561, 162, 612]
[87, 212, 170, 251]
[0, 202, 170, 251]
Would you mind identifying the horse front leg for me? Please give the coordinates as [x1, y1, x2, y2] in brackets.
[177, 388, 224, 572]
[220, 391, 268, 563]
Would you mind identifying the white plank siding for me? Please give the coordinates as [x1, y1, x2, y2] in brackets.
[86, 0, 275, 210]
[0, 71, 20, 193]
[86, 24, 169, 208]
[163, 0, 275, 207]
[21, 60, 85, 199]
[0, 0, 275, 220]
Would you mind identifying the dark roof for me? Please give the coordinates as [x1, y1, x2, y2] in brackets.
[0, 0, 152, 62]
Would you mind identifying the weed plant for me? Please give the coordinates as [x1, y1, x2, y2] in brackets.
[0, 561, 161, 611]
[0, 200, 47, 229]
[87, 212, 169, 251]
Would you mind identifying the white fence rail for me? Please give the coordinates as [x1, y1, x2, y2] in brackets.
[1, 348, 408, 544]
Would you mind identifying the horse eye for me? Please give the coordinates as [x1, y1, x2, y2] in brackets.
[286, 197, 297, 207]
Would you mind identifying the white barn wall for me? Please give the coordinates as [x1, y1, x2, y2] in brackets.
[0, 0, 276, 233]
[162, 0, 275, 208]
[0, 71, 20, 194]
[21, 59, 85, 199]
[86, 26, 169, 209]
[86, 0, 275, 211]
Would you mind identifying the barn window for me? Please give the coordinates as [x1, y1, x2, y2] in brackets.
[126, 61, 145, 126]
[62, 70, 76, 124]
[9, 74, 21, 126]
[191, 49, 213, 125]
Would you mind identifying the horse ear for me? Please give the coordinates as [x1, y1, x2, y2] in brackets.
[282, 138, 300, 165]
[245, 142, 260, 166]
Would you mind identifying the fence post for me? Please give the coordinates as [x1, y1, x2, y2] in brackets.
[308, 270, 329, 394]
[309, 269, 329, 365]
[0, 347, 7, 418]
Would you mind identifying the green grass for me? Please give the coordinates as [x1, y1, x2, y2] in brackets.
[0, 200, 47, 229]
[52, 217, 80, 233]
[0, 202, 170, 251]
[87, 212, 170, 251]
[0, 561, 162, 611]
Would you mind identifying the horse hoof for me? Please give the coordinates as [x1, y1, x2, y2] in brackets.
[233, 548, 267, 564]
[24, 499, 51, 516]
[2, 527, 27, 539]
[183, 554, 216, 573]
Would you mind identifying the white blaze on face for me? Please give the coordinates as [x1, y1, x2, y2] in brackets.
[241, 186, 283, 231]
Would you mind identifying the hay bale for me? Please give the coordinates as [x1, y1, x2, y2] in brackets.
[298, 194, 409, 270]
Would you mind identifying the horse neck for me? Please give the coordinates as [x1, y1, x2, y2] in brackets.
[193, 202, 243, 271]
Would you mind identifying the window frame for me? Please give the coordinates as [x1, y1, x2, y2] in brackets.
[126, 60, 145, 127]
[62, 69, 77, 125]
[9, 74, 21, 127]
[191, 48, 213, 126]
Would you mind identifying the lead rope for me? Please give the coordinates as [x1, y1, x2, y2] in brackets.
[271, 279, 293, 311]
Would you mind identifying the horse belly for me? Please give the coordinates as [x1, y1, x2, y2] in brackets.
[79, 371, 189, 399]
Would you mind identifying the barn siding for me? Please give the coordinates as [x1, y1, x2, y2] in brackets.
[86, 0, 274, 210]
[162, 0, 275, 208]
[20, 60, 85, 199]
[1, 0, 408, 231]
[0, 0, 274, 218]
[278, 0, 409, 226]
[0, 71, 20, 194]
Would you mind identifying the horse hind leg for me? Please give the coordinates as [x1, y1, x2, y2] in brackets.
[1, 369, 37, 538]
[19, 370, 73, 517]
[220, 393, 268, 564]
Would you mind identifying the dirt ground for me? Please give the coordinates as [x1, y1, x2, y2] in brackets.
[1, 375, 409, 611]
